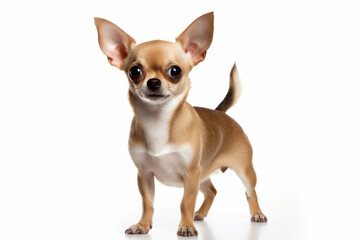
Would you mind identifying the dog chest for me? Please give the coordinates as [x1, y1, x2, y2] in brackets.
[129, 145, 193, 187]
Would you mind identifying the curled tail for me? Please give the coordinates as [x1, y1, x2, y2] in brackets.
[215, 63, 241, 112]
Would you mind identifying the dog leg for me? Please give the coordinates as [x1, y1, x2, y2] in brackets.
[125, 172, 155, 234]
[194, 178, 217, 221]
[235, 165, 267, 222]
[177, 167, 200, 237]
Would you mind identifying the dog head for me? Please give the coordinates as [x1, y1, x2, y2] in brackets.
[95, 12, 214, 105]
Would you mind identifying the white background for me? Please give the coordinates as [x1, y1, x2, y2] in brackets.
[1, 0, 360, 239]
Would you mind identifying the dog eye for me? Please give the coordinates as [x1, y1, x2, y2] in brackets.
[167, 66, 182, 80]
[129, 66, 143, 80]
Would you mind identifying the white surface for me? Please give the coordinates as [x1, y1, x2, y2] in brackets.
[1, 0, 360, 239]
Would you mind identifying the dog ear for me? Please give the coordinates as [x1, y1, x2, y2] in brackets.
[176, 12, 214, 66]
[94, 18, 135, 69]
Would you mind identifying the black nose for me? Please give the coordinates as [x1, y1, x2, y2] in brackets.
[147, 78, 161, 91]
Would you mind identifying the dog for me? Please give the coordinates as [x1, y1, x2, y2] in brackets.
[94, 12, 267, 237]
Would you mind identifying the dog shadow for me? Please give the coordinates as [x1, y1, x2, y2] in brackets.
[124, 234, 153, 240]
[189, 220, 215, 240]
[247, 222, 265, 240]
[123, 220, 264, 240]
[185, 219, 265, 240]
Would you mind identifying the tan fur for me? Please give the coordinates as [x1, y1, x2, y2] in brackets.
[95, 12, 267, 237]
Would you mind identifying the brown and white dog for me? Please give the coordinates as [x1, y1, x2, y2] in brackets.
[94, 12, 267, 237]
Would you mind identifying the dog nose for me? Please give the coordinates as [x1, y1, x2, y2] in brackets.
[147, 78, 161, 91]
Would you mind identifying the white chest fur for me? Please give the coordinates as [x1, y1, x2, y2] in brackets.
[129, 145, 193, 187]
[134, 94, 181, 156]
[129, 93, 193, 187]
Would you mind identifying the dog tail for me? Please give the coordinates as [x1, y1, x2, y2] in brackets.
[215, 63, 242, 112]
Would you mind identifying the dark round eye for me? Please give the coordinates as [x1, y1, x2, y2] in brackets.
[167, 65, 182, 80]
[129, 66, 143, 80]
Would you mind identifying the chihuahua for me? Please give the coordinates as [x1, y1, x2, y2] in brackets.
[94, 12, 267, 237]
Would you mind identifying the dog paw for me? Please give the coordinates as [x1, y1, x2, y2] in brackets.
[194, 212, 205, 221]
[177, 226, 198, 237]
[251, 214, 268, 223]
[125, 223, 152, 234]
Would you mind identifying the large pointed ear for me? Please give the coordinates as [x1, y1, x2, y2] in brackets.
[94, 17, 135, 69]
[176, 12, 214, 66]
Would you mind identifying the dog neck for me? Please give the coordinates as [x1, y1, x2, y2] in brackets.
[129, 89, 189, 156]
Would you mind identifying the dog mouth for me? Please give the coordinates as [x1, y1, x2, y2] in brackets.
[146, 94, 170, 99]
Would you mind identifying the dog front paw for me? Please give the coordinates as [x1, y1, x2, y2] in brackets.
[125, 223, 152, 234]
[251, 214, 268, 222]
[177, 226, 198, 237]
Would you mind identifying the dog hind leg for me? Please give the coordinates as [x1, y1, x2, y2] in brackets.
[235, 164, 267, 222]
[194, 178, 217, 221]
